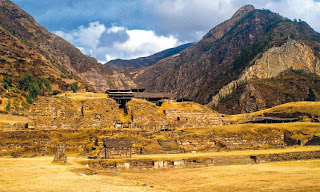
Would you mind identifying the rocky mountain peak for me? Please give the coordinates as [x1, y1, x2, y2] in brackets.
[135, 4, 320, 111]
[232, 5, 255, 19]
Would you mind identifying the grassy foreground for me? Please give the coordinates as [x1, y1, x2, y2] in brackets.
[0, 156, 319, 192]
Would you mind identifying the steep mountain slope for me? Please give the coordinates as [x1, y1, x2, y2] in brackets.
[215, 69, 320, 114]
[135, 5, 320, 107]
[208, 39, 320, 108]
[0, 0, 136, 92]
[105, 43, 193, 72]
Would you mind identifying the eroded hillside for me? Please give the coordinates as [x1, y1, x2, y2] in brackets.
[0, 0, 136, 94]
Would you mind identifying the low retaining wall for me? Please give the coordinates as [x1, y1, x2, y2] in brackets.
[83, 150, 320, 170]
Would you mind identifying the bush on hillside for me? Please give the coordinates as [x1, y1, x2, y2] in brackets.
[17, 73, 51, 103]
[2, 76, 12, 89]
[70, 82, 79, 93]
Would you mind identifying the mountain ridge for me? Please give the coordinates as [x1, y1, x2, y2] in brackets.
[0, 0, 136, 92]
[134, 5, 320, 113]
[105, 43, 193, 72]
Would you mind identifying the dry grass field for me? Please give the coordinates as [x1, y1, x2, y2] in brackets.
[1, 156, 320, 192]
[0, 114, 29, 124]
[224, 102, 320, 123]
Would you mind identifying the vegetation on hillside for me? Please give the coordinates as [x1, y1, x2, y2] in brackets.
[70, 82, 79, 93]
[0, 73, 52, 114]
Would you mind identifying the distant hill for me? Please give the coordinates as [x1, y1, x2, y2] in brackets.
[105, 43, 193, 72]
[134, 5, 320, 114]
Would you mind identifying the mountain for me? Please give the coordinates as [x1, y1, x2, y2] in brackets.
[135, 5, 320, 113]
[0, 0, 136, 93]
[105, 43, 193, 72]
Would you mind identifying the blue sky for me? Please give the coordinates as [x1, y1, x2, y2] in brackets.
[11, 0, 320, 63]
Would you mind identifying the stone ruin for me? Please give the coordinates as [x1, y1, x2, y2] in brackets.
[27, 95, 223, 131]
[52, 144, 67, 164]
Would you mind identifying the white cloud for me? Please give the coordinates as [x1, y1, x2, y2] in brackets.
[261, 0, 320, 32]
[54, 21, 106, 56]
[107, 26, 125, 33]
[54, 30, 74, 43]
[55, 22, 181, 63]
[143, 0, 236, 41]
[114, 30, 178, 57]
[75, 22, 106, 49]
[142, 0, 320, 40]
[53, 0, 320, 63]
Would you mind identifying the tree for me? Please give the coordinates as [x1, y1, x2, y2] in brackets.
[17, 73, 37, 91]
[6, 100, 11, 112]
[38, 77, 52, 95]
[26, 94, 33, 104]
[70, 82, 79, 93]
[2, 76, 12, 89]
[29, 83, 40, 99]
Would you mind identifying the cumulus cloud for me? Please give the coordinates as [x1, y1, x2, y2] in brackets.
[54, 22, 181, 63]
[142, 0, 320, 40]
[261, 0, 320, 32]
[29, 0, 320, 62]
[142, 0, 236, 41]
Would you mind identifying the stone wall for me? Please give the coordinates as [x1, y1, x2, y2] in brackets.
[29, 96, 120, 129]
[126, 99, 167, 130]
[0, 122, 27, 131]
[165, 110, 223, 128]
[83, 150, 320, 170]
[176, 133, 284, 152]
[27, 96, 224, 131]
[126, 99, 223, 130]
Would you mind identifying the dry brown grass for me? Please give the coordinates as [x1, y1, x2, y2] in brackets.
[177, 122, 320, 137]
[0, 156, 319, 192]
[0, 114, 30, 123]
[161, 101, 218, 114]
[224, 101, 320, 123]
[56, 92, 109, 100]
[118, 160, 320, 192]
[0, 157, 156, 192]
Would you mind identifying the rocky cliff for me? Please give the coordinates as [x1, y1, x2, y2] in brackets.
[209, 39, 320, 107]
[214, 70, 320, 114]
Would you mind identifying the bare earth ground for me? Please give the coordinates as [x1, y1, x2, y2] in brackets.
[0, 156, 320, 192]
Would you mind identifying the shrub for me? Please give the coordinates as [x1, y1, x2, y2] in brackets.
[2, 76, 12, 89]
[17, 73, 37, 91]
[70, 82, 79, 93]
[29, 83, 40, 99]
[17, 74, 51, 103]
[38, 77, 52, 95]
[6, 100, 11, 112]
[26, 94, 33, 104]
